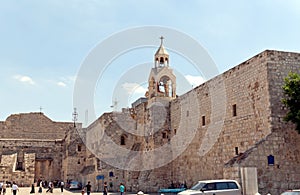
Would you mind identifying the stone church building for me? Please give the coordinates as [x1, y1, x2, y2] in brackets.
[0, 41, 300, 194]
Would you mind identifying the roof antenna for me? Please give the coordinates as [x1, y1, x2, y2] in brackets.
[72, 108, 78, 127]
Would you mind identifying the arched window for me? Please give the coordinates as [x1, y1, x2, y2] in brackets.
[160, 57, 164, 64]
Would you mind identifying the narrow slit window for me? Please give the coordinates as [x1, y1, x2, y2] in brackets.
[233, 104, 237, 116]
[77, 145, 82, 152]
[162, 132, 167, 139]
[235, 147, 239, 155]
[202, 116, 206, 126]
[121, 136, 126, 145]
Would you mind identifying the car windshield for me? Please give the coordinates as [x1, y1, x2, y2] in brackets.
[281, 192, 300, 195]
[190, 182, 206, 190]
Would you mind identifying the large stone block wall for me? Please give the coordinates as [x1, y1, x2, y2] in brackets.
[225, 130, 300, 195]
[0, 113, 72, 140]
[266, 50, 300, 130]
[219, 51, 300, 194]
[2, 50, 298, 193]
[0, 113, 73, 184]
[169, 50, 273, 187]
[0, 139, 64, 182]
[0, 153, 35, 186]
[62, 124, 87, 182]
[83, 50, 300, 192]
[223, 50, 300, 194]
[84, 103, 173, 192]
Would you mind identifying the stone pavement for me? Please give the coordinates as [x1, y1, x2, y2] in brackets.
[15, 188, 155, 195]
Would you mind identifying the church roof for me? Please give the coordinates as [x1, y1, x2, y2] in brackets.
[155, 36, 169, 56]
[155, 44, 169, 56]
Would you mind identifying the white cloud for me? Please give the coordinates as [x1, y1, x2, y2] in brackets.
[185, 75, 205, 87]
[57, 81, 66, 87]
[13, 75, 35, 85]
[122, 82, 147, 95]
[60, 76, 76, 83]
[53, 75, 75, 87]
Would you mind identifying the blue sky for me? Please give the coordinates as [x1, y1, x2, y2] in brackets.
[1, 0, 300, 123]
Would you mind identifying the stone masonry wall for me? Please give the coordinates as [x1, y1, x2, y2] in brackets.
[223, 50, 300, 194]
[0, 153, 35, 186]
[62, 123, 88, 184]
[266, 50, 300, 131]
[225, 130, 300, 195]
[0, 113, 73, 184]
[169, 50, 273, 187]
[0, 113, 71, 139]
[84, 102, 173, 193]
[83, 50, 300, 192]
[0, 139, 64, 182]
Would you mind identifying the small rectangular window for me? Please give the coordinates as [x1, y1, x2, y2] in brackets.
[109, 171, 114, 177]
[121, 136, 126, 145]
[16, 162, 24, 171]
[202, 116, 206, 126]
[235, 147, 239, 155]
[78, 145, 82, 152]
[268, 155, 274, 165]
[232, 104, 237, 116]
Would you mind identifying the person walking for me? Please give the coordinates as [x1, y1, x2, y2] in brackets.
[2, 182, 6, 195]
[60, 181, 64, 192]
[119, 183, 125, 195]
[46, 181, 53, 193]
[0, 181, 3, 195]
[103, 182, 108, 195]
[11, 182, 19, 195]
[85, 181, 92, 195]
[30, 183, 35, 193]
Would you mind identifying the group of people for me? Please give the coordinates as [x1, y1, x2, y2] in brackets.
[0, 182, 19, 195]
[29, 180, 65, 194]
[0, 180, 126, 195]
[81, 181, 125, 195]
[0, 181, 7, 195]
[44, 180, 65, 193]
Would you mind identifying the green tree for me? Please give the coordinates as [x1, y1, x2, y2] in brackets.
[282, 72, 300, 133]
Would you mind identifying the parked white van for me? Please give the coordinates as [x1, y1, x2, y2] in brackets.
[177, 180, 242, 195]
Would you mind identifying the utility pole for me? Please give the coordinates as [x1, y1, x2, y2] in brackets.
[72, 108, 78, 127]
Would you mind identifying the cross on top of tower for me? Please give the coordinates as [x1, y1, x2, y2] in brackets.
[160, 36, 164, 45]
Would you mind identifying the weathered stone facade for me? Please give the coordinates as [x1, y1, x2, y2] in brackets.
[0, 152, 35, 186]
[224, 50, 300, 194]
[82, 49, 300, 194]
[0, 113, 75, 186]
[0, 47, 299, 194]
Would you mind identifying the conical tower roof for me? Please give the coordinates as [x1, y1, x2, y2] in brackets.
[155, 36, 169, 56]
[155, 44, 169, 55]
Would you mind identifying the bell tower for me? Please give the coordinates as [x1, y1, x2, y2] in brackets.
[155, 36, 169, 67]
[147, 37, 176, 100]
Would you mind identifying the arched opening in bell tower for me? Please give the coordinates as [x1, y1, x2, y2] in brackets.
[157, 76, 173, 97]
